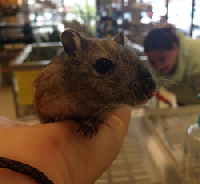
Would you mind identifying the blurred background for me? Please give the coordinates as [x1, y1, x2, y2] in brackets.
[1, 1, 200, 184]
[1, 0, 200, 45]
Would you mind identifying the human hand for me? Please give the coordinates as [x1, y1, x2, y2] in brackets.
[0, 107, 131, 184]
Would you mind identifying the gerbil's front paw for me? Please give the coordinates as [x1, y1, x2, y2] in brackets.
[77, 120, 98, 139]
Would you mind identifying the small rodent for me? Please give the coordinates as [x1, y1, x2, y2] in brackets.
[34, 29, 156, 137]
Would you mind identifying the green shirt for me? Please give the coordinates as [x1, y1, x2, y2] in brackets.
[148, 32, 200, 105]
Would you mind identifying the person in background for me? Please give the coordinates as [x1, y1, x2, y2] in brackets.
[144, 27, 200, 105]
[49, 26, 60, 42]
[22, 23, 35, 44]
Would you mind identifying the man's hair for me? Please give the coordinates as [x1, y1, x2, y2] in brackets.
[144, 28, 179, 52]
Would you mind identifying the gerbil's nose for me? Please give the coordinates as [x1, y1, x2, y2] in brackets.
[142, 78, 156, 99]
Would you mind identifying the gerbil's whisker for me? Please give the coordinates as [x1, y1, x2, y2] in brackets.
[87, 102, 115, 124]
[156, 78, 197, 95]
[151, 63, 171, 76]
[95, 103, 117, 124]
[79, 104, 95, 122]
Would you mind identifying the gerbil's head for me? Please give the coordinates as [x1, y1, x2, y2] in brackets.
[35, 29, 156, 122]
[60, 29, 155, 106]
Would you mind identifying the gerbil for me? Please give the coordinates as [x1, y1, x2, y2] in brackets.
[34, 29, 156, 137]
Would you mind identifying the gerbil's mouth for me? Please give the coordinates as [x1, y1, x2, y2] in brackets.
[142, 80, 156, 98]
[146, 90, 156, 99]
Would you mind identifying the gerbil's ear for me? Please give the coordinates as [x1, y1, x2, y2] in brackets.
[113, 31, 128, 46]
[61, 29, 84, 55]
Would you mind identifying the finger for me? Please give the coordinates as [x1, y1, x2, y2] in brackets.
[14, 121, 29, 126]
[108, 106, 132, 136]
[113, 106, 132, 125]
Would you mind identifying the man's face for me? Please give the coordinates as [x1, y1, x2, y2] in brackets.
[146, 45, 178, 75]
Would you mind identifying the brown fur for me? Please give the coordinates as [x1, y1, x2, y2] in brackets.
[34, 29, 156, 136]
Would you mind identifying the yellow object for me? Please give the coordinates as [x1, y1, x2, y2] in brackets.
[15, 70, 40, 106]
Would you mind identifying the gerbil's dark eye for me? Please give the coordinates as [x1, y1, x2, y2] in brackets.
[95, 58, 114, 74]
